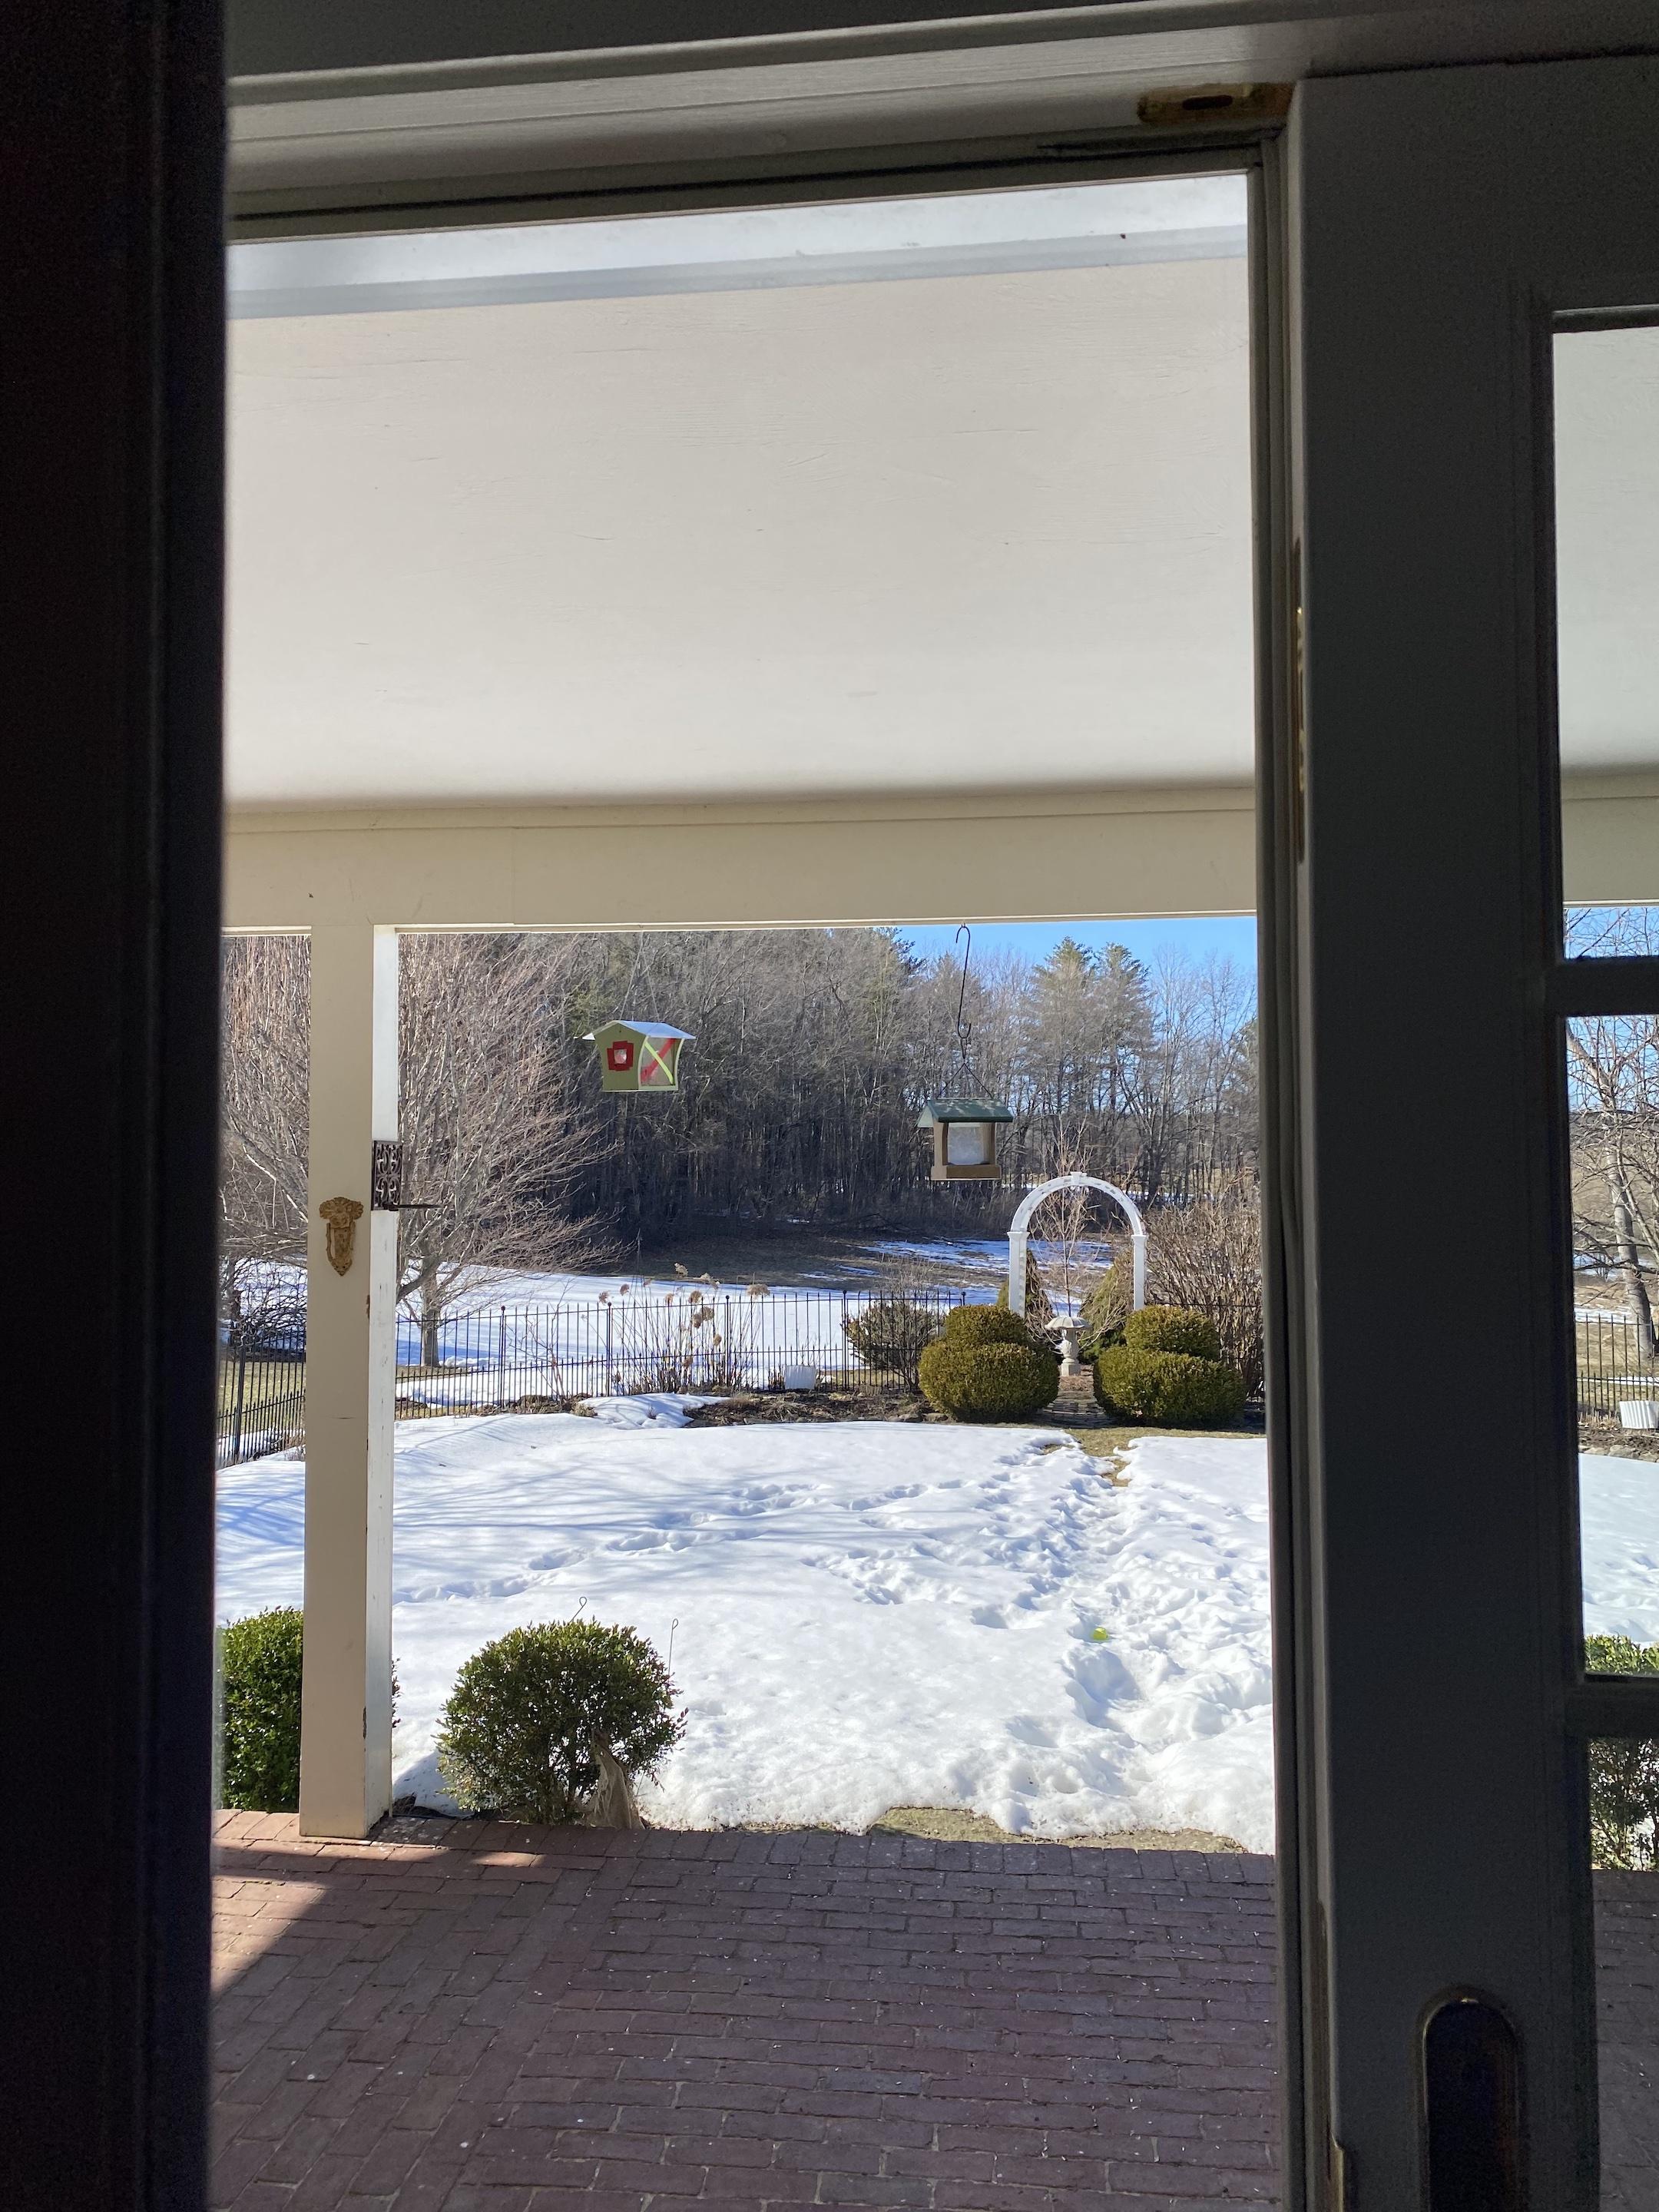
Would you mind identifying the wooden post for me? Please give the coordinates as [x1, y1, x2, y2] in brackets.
[300, 925, 398, 1839]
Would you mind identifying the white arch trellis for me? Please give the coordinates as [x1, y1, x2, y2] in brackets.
[1008, 1174, 1147, 1318]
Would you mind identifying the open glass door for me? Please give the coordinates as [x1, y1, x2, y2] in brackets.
[1279, 55, 1659, 2211]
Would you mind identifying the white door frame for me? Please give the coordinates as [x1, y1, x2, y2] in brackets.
[1281, 58, 1659, 2208]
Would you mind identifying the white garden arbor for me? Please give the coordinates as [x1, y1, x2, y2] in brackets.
[1007, 1173, 1147, 1318]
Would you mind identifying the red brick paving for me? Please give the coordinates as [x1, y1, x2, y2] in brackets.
[212, 1813, 1658, 2209]
[1596, 1873, 1659, 2210]
[213, 1813, 1280, 2210]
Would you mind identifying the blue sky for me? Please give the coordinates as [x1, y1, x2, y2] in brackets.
[898, 916, 1257, 972]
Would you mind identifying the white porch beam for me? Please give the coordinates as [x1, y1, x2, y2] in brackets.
[299, 924, 399, 1839]
[224, 773, 1659, 932]
[224, 786, 1257, 931]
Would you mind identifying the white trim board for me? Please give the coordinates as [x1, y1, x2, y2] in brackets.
[222, 773, 1659, 928]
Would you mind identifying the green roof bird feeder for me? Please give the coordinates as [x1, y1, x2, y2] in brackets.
[917, 1096, 1014, 1181]
[918, 927, 1013, 1181]
[584, 1019, 694, 1094]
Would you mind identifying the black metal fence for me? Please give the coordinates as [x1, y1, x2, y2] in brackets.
[217, 1332, 306, 1467]
[392, 1286, 974, 1419]
[214, 1293, 1659, 1467]
[217, 1286, 976, 1466]
[1575, 1309, 1659, 1422]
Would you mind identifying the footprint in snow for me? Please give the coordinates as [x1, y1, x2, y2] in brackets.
[1064, 1635, 1137, 1724]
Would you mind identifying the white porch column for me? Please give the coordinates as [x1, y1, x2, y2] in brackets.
[300, 925, 398, 1838]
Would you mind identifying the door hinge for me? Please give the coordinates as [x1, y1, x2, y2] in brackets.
[1137, 83, 1293, 128]
[372, 1138, 441, 1214]
[371, 1139, 402, 1210]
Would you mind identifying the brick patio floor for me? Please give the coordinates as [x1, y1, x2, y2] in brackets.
[212, 1814, 1280, 2210]
[212, 1813, 1659, 2210]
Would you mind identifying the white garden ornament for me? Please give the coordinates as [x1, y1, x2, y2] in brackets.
[1007, 1173, 1147, 1317]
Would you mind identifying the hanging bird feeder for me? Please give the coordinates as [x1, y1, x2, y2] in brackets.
[584, 1019, 694, 1094]
[917, 1096, 1015, 1181]
[919, 926, 1014, 1181]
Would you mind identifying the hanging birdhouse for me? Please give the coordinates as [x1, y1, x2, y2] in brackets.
[584, 1019, 694, 1094]
[917, 1096, 1014, 1182]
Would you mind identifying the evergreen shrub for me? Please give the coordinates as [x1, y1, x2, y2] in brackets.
[436, 1620, 684, 1824]
[1078, 1261, 1133, 1353]
[919, 1339, 1059, 1422]
[1093, 1345, 1246, 1429]
[1121, 1303, 1224, 1362]
[220, 1606, 304, 1813]
[942, 1302, 1041, 1353]
[1584, 1636, 1659, 1869]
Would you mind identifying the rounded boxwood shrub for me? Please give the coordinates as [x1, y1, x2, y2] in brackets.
[942, 1303, 1039, 1353]
[435, 1620, 684, 1824]
[1093, 1344, 1246, 1429]
[220, 1606, 303, 1813]
[1121, 1303, 1223, 1362]
[919, 1339, 1060, 1422]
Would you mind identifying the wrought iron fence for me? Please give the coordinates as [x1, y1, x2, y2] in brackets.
[217, 1330, 307, 1468]
[1575, 1309, 1659, 1421]
[214, 1293, 1659, 1465]
[392, 1286, 974, 1419]
[216, 1285, 978, 1464]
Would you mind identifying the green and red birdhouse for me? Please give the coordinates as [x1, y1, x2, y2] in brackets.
[584, 1019, 694, 1094]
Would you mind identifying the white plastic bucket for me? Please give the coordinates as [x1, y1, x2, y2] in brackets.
[1617, 1398, 1659, 1431]
[782, 1364, 818, 1392]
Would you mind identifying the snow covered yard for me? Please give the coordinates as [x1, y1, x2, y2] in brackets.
[215, 1420, 1659, 1855]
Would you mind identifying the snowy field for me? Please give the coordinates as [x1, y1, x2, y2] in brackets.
[215, 1423, 1659, 1854]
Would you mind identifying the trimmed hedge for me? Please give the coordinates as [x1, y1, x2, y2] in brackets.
[1585, 1636, 1659, 1870]
[436, 1619, 684, 1825]
[1093, 1345, 1246, 1429]
[220, 1606, 304, 1813]
[919, 1339, 1059, 1422]
[1121, 1303, 1223, 1363]
[942, 1303, 1041, 1353]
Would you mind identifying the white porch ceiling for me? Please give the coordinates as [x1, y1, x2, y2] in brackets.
[227, 179, 1257, 809]
[226, 181, 1659, 813]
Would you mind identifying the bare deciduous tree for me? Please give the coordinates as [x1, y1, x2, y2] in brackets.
[1566, 908, 1659, 1363]
[1021, 1125, 1108, 1316]
[397, 935, 612, 1360]
[1082, 1179, 1263, 1397]
[1145, 1184, 1265, 1398]
[218, 934, 613, 1352]
[219, 935, 310, 1337]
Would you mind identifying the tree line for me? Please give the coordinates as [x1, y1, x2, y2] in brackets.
[219, 927, 1259, 1334]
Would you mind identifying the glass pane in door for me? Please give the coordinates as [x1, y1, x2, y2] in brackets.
[1555, 326, 1659, 945]
[1568, 1012, 1659, 1673]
